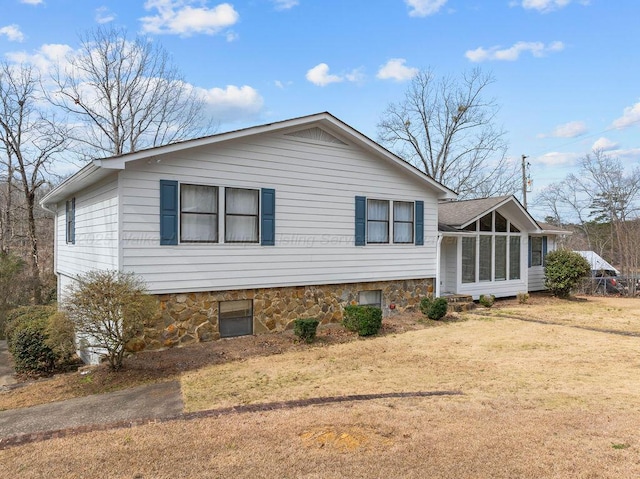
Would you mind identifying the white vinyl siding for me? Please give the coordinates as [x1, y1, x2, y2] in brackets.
[119, 131, 440, 293]
[56, 174, 119, 278]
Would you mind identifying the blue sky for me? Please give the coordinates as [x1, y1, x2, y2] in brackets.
[2, 0, 640, 217]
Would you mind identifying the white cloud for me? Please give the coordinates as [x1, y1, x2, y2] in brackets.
[345, 68, 365, 83]
[20, 0, 43, 4]
[141, 0, 239, 36]
[405, 0, 448, 17]
[95, 7, 116, 24]
[592, 137, 619, 151]
[538, 120, 587, 138]
[196, 84, 264, 122]
[466, 41, 564, 62]
[225, 31, 238, 42]
[6, 43, 74, 76]
[518, 0, 589, 13]
[376, 58, 418, 81]
[0, 25, 25, 42]
[306, 63, 343, 86]
[612, 101, 640, 129]
[537, 151, 580, 166]
[273, 0, 299, 10]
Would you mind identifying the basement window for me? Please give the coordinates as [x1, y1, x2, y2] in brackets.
[219, 300, 253, 338]
[358, 290, 382, 309]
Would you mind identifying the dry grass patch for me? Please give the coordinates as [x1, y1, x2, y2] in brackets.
[3, 399, 640, 478]
[182, 317, 640, 412]
[490, 294, 640, 334]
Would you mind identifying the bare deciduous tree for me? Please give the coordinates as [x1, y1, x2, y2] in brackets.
[535, 150, 640, 289]
[50, 26, 212, 157]
[0, 62, 67, 303]
[377, 67, 517, 198]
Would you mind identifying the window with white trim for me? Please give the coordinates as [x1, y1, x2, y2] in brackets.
[367, 199, 389, 244]
[393, 201, 414, 243]
[225, 188, 259, 243]
[65, 198, 75, 244]
[530, 237, 543, 266]
[180, 184, 218, 243]
[461, 212, 522, 283]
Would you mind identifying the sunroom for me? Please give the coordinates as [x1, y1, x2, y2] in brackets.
[438, 196, 540, 299]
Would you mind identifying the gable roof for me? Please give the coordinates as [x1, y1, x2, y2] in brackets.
[41, 112, 457, 209]
[438, 195, 541, 233]
[438, 196, 512, 228]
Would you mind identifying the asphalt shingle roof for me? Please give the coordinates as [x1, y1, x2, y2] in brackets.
[438, 196, 511, 228]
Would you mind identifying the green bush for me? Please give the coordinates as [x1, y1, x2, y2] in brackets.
[420, 297, 448, 320]
[544, 250, 591, 299]
[343, 305, 383, 336]
[4, 305, 71, 374]
[517, 291, 530, 304]
[479, 294, 495, 308]
[293, 318, 320, 343]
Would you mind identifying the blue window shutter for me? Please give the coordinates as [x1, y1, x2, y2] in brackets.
[542, 236, 548, 266]
[261, 188, 275, 246]
[355, 196, 366, 246]
[160, 180, 178, 245]
[415, 201, 424, 246]
[70, 197, 76, 244]
[528, 236, 532, 267]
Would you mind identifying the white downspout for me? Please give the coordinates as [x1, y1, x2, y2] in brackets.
[435, 233, 443, 298]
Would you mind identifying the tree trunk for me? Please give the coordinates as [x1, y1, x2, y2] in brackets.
[26, 191, 42, 303]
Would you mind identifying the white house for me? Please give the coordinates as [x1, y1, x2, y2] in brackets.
[437, 196, 569, 299]
[41, 112, 457, 352]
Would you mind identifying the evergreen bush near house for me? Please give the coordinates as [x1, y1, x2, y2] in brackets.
[544, 250, 591, 299]
[4, 305, 75, 374]
[478, 294, 495, 308]
[420, 297, 448, 320]
[293, 318, 320, 343]
[517, 291, 530, 304]
[342, 305, 383, 336]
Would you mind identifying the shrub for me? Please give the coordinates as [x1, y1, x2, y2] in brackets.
[478, 294, 495, 308]
[4, 305, 75, 374]
[45, 311, 77, 366]
[65, 270, 158, 370]
[293, 318, 320, 343]
[343, 305, 382, 336]
[544, 250, 591, 299]
[419, 297, 448, 320]
[517, 291, 530, 304]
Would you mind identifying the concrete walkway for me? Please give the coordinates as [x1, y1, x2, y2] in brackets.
[0, 381, 183, 440]
[0, 340, 16, 387]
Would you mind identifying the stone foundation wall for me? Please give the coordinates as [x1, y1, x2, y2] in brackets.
[141, 278, 434, 350]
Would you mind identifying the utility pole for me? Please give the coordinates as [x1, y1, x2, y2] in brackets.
[521, 154, 529, 209]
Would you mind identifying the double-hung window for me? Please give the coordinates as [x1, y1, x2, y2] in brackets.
[393, 201, 414, 243]
[225, 188, 259, 243]
[367, 199, 389, 244]
[530, 237, 543, 266]
[180, 184, 218, 243]
[65, 198, 75, 244]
